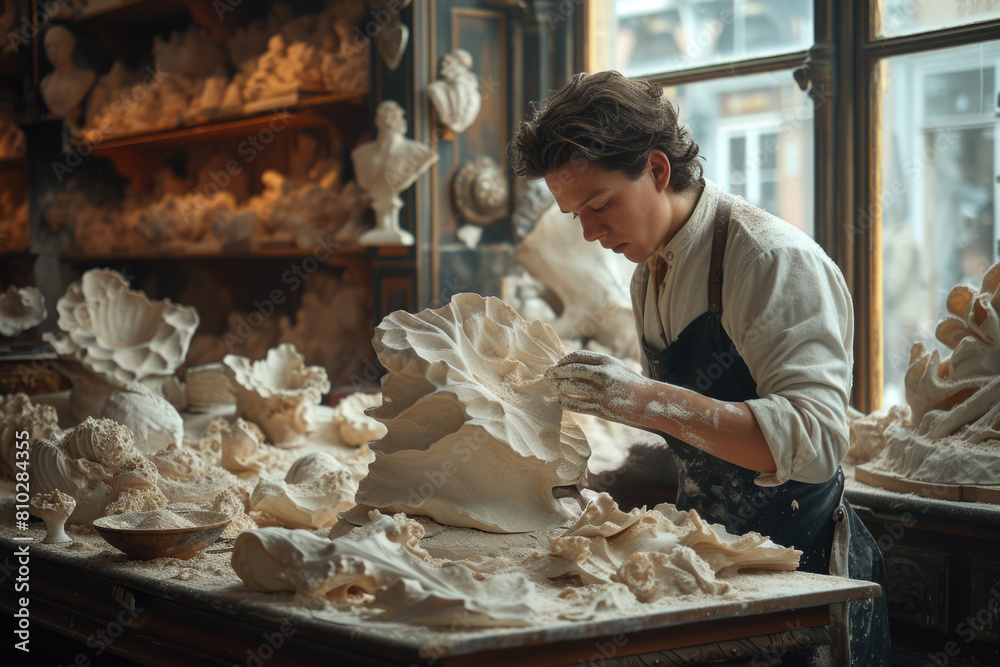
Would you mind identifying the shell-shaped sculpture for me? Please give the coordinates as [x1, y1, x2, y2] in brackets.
[29, 437, 111, 525]
[43, 268, 199, 386]
[0, 285, 46, 337]
[219, 418, 269, 476]
[250, 452, 361, 529]
[354, 293, 591, 533]
[223, 343, 331, 446]
[100, 384, 184, 455]
[331, 392, 386, 446]
[185, 362, 236, 412]
[1, 393, 62, 479]
[64, 417, 135, 472]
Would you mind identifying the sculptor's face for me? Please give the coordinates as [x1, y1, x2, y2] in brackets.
[44, 28, 75, 67]
[545, 158, 670, 264]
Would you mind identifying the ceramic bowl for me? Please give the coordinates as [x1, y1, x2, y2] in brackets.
[92, 510, 232, 560]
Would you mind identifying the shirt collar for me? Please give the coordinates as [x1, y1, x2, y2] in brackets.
[652, 179, 718, 262]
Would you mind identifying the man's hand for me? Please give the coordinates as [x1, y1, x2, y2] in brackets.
[543, 350, 652, 429]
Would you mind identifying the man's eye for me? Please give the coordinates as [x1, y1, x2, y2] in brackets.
[594, 202, 609, 212]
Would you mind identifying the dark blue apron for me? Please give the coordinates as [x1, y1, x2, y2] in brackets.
[639, 194, 889, 665]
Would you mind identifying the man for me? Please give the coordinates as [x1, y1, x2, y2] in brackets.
[509, 71, 889, 665]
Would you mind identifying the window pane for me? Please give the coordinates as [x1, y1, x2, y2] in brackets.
[665, 70, 814, 235]
[878, 41, 1000, 407]
[591, 0, 813, 76]
[877, 0, 1000, 39]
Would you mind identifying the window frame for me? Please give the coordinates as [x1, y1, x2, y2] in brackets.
[580, 0, 1000, 412]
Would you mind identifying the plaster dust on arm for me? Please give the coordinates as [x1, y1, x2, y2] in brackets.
[545, 350, 777, 475]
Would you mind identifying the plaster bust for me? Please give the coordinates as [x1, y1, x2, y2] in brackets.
[351, 100, 438, 245]
[426, 49, 481, 134]
[40, 26, 97, 124]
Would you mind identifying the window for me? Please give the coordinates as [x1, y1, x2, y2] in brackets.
[585, 0, 1000, 410]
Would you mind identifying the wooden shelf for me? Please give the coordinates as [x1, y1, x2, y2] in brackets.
[85, 90, 367, 152]
[70, 0, 238, 44]
[60, 243, 370, 261]
[0, 155, 26, 171]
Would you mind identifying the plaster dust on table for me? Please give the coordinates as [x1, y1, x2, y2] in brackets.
[849, 260, 1000, 489]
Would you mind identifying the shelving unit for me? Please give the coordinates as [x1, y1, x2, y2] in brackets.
[14, 0, 377, 387]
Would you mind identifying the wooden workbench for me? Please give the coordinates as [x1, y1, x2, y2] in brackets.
[0, 528, 880, 666]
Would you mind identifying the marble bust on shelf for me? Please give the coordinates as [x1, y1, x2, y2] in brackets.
[39, 25, 97, 128]
[426, 48, 481, 135]
[351, 100, 438, 246]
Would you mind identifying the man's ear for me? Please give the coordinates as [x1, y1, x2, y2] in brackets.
[648, 150, 672, 192]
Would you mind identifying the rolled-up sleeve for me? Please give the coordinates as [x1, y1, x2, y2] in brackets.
[725, 246, 855, 486]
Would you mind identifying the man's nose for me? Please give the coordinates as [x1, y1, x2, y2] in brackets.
[580, 215, 605, 243]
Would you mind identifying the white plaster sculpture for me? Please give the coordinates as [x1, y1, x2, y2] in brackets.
[30, 489, 76, 544]
[250, 451, 364, 529]
[100, 384, 185, 455]
[369, 0, 411, 71]
[515, 203, 640, 361]
[218, 418, 269, 476]
[103, 455, 168, 516]
[332, 392, 386, 446]
[351, 101, 439, 246]
[354, 293, 591, 533]
[212, 486, 258, 539]
[426, 49, 481, 135]
[29, 418, 138, 524]
[528, 494, 799, 601]
[224, 343, 331, 447]
[0, 286, 46, 337]
[0, 394, 62, 481]
[44, 268, 200, 419]
[153, 443, 211, 482]
[39, 25, 96, 127]
[851, 260, 1000, 485]
[232, 510, 537, 627]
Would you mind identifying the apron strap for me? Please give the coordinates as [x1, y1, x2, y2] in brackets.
[708, 195, 733, 314]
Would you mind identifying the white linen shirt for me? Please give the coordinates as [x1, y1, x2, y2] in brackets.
[630, 180, 854, 487]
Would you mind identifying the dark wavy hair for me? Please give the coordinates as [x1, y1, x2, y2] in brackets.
[508, 71, 703, 192]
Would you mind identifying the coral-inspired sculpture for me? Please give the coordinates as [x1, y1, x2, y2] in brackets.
[515, 203, 640, 360]
[427, 49, 481, 135]
[44, 269, 199, 418]
[232, 510, 536, 627]
[184, 362, 236, 412]
[30, 489, 76, 544]
[30, 418, 139, 524]
[103, 456, 169, 516]
[250, 451, 365, 529]
[224, 343, 331, 447]
[64, 417, 136, 472]
[153, 443, 211, 481]
[351, 100, 439, 246]
[212, 486, 258, 539]
[219, 418, 269, 476]
[529, 494, 799, 599]
[851, 261, 1000, 487]
[354, 293, 591, 533]
[100, 384, 185, 455]
[0, 286, 47, 337]
[331, 392, 386, 446]
[0, 394, 62, 480]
